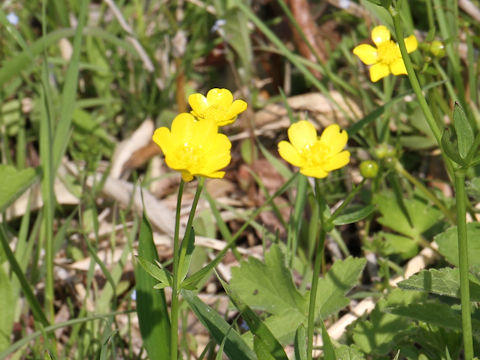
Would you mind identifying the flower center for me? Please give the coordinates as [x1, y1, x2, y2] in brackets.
[175, 143, 205, 170]
[377, 40, 400, 65]
[301, 141, 330, 167]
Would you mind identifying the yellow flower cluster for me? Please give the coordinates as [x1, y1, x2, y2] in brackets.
[353, 25, 418, 82]
[153, 88, 247, 182]
[278, 121, 350, 178]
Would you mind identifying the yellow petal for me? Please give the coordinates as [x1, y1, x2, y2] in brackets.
[404, 35, 418, 53]
[300, 166, 329, 179]
[165, 155, 185, 171]
[152, 127, 172, 155]
[390, 58, 407, 75]
[188, 94, 209, 117]
[288, 120, 317, 150]
[216, 117, 236, 127]
[278, 141, 304, 167]
[206, 88, 233, 107]
[353, 44, 378, 65]
[204, 171, 225, 179]
[371, 25, 391, 46]
[192, 118, 218, 148]
[203, 134, 232, 172]
[217, 100, 248, 126]
[204, 152, 231, 174]
[171, 113, 195, 144]
[230, 99, 248, 116]
[181, 171, 194, 182]
[369, 63, 390, 82]
[319, 124, 348, 154]
[323, 151, 350, 171]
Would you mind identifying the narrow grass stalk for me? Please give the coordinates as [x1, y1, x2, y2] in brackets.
[454, 170, 474, 359]
[170, 179, 185, 360]
[394, 161, 455, 223]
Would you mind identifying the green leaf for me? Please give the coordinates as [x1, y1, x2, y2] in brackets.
[253, 336, 277, 360]
[453, 102, 473, 159]
[381, 232, 418, 259]
[332, 204, 375, 226]
[178, 227, 196, 284]
[136, 256, 172, 287]
[224, 282, 288, 360]
[374, 191, 443, 240]
[230, 244, 307, 315]
[0, 266, 14, 351]
[0, 165, 39, 212]
[335, 345, 366, 360]
[441, 127, 466, 165]
[314, 257, 366, 318]
[181, 289, 257, 360]
[386, 302, 480, 332]
[352, 289, 421, 356]
[320, 320, 336, 360]
[353, 306, 412, 356]
[436, 223, 480, 272]
[294, 325, 307, 360]
[230, 246, 365, 343]
[398, 267, 480, 300]
[135, 212, 170, 360]
[230, 245, 307, 343]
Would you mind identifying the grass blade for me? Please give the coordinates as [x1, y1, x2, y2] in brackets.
[135, 211, 170, 360]
[0, 226, 49, 328]
[52, 0, 89, 171]
[0, 265, 14, 351]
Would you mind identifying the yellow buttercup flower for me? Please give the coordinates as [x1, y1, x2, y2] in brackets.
[353, 25, 418, 82]
[188, 88, 247, 126]
[278, 121, 350, 178]
[153, 113, 232, 182]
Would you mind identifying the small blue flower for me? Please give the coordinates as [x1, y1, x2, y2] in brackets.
[7, 12, 19, 26]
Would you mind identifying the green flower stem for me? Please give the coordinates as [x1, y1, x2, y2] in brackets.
[454, 169, 474, 359]
[391, 8, 454, 178]
[392, 8, 473, 358]
[306, 177, 365, 359]
[177, 177, 205, 279]
[170, 179, 185, 360]
[307, 227, 326, 360]
[391, 10, 442, 145]
[307, 179, 328, 360]
[394, 161, 455, 223]
[170, 177, 205, 360]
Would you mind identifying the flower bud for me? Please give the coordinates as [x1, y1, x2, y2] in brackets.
[360, 160, 379, 178]
[374, 144, 395, 159]
[429, 40, 445, 58]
